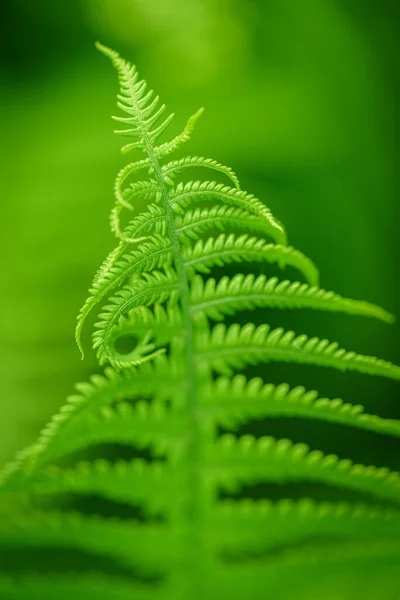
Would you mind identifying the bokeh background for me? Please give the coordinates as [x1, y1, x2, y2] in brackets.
[1, 0, 399, 470]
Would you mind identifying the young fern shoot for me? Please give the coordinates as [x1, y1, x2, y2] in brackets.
[0, 44, 399, 600]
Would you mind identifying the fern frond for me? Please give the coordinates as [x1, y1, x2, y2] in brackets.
[93, 270, 179, 365]
[211, 435, 400, 506]
[183, 234, 318, 285]
[92, 243, 126, 287]
[76, 237, 173, 356]
[95, 43, 175, 155]
[31, 399, 184, 464]
[3, 44, 399, 600]
[113, 158, 152, 212]
[201, 376, 400, 438]
[161, 156, 241, 189]
[212, 498, 400, 556]
[154, 108, 204, 160]
[121, 180, 159, 211]
[4, 459, 175, 516]
[196, 322, 400, 379]
[175, 205, 274, 240]
[119, 113, 176, 152]
[190, 273, 395, 322]
[119, 203, 167, 243]
[1, 512, 174, 572]
[22, 360, 178, 469]
[95, 305, 182, 367]
[171, 181, 287, 245]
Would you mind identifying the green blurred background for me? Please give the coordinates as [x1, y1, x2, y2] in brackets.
[1, 0, 399, 468]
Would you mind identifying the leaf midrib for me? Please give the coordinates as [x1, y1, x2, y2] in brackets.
[124, 67, 205, 592]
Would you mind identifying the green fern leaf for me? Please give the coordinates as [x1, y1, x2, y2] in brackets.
[76, 236, 172, 356]
[190, 273, 395, 322]
[212, 498, 400, 558]
[201, 376, 400, 437]
[196, 322, 400, 378]
[171, 180, 287, 245]
[161, 156, 241, 189]
[175, 205, 271, 240]
[1, 44, 399, 600]
[183, 234, 318, 284]
[211, 435, 400, 505]
[2, 459, 176, 516]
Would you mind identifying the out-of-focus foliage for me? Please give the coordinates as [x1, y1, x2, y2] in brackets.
[0, 0, 398, 471]
[87, 0, 251, 85]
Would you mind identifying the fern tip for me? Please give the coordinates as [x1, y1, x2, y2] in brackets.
[95, 41, 117, 59]
[386, 312, 397, 325]
[195, 107, 205, 118]
[75, 325, 85, 360]
[77, 341, 85, 361]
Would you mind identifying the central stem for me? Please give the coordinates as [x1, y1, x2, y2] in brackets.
[146, 137, 204, 593]
[128, 88, 203, 590]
